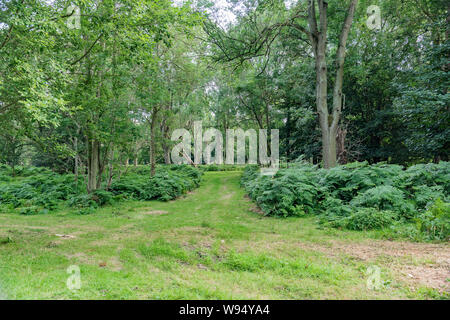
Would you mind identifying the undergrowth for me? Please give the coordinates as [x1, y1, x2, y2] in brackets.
[241, 161, 450, 241]
[0, 164, 202, 215]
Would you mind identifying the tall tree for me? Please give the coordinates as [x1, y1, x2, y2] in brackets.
[205, 0, 358, 168]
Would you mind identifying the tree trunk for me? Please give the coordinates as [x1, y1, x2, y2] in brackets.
[308, 0, 357, 168]
[87, 138, 100, 193]
[105, 148, 115, 190]
[161, 120, 171, 165]
[163, 146, 171, 165]
[73, 136, 79, 183]
[149, 110, 159, 177]
[337, 126, 348, 164]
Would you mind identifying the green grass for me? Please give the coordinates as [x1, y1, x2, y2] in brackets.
[0, 172, 448, 299]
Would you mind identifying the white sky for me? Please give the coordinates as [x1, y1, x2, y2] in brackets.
[174, 0, 299, 28]
[173, 0, 237, 28]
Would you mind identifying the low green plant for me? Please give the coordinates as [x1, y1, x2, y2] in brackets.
[242, 161, 450, 241]
[350, 185, 415, 218]
[342, 208, 398, 231]
[0, 164, 203, 214]
[415, 199, 450, 241]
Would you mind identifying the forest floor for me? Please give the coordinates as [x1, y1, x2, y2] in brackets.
[0, 172, 448, 299]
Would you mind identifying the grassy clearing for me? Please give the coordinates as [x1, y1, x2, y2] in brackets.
[0, 172, 448, 299]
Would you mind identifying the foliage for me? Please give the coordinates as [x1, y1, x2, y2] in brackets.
[0, 164, 202, 214]
[350, 186, 414, 218]
[415, 199, 450, 241]
[325, 208, 398, 231]
[242, 162, 450, 241]
[109, 165, 202, 202]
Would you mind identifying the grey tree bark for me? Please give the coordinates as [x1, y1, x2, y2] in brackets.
[306, 0, 358, 168]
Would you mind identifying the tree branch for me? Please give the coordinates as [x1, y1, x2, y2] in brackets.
[331, 0, 358, 131]
[70, 33, 104, 66]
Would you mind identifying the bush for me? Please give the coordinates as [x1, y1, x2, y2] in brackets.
[0, 164, 203, 214]
[0, 174, 11, 182]
[92, 190, 114, 206]
[339, 208, 398, 231]
[109, 165, 202, 202]
[397, 162, 450, 195]
[350, 185, 415, 218]
[415, 199, 450, 241]
[241, 161, 450, 240]
[318, 162, 404, 202]
[413, 185, 446, 210]
[320, 197, 353, 224]
[68, 194, 98, 209]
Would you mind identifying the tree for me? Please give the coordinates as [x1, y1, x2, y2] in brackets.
[204, 0, 358, 168]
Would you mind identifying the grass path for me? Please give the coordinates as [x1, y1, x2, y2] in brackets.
[0, 172, 448, 299]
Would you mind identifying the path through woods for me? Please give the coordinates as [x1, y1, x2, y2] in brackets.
[0, 172, 448, 299]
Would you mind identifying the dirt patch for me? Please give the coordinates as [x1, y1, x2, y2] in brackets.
[0, 225, 50, 231]
[141, 210, 168, 216]
[55, 234, 76, 239]
[219, 183, 235, 201]
[182, 240, 213, 251]
[246, 237, 449, 292]
[220, 192, 235, 201]
[249, 205, 265, 216]
[294, 240, 450, 292]
[395, 264, 449, 292]
[243, 195, 265, 216]
[65, 252, 93, 264]
[65, 252, 123, 272]
[99, 256, 123, 271]
[328, 240, 450, 265]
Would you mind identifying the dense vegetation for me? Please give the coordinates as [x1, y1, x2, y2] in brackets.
[0, 0, 449, 301]
[0, 164, 202, 215]
[0, 2, 448, 241]
[241, 162, 450, 241]
[1, 0, 448, 181]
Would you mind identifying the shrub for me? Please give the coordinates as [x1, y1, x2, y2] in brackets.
[242, 168, 324, 217]
[342, 208, 398, 231]
[241, 161, 449, 240]
[109, 175, 148, 199]
[92, 190, 114, 206]
[413, 185, 446, 210]
[0, 164, 203, 214]
[109, 165, 202, 202]
[397, 162, 450, 195]
[350, 185, 415, 218]
[320, 197, 353, 225]
[415, 199, 450, 241]
[68, 194, 98, 209]
[0, 174, 11, 182]
[318, 162, 404, 202]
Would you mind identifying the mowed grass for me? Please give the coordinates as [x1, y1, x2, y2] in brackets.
[0, 172, 447, 299]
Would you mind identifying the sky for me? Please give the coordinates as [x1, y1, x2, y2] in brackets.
[173, 0, 238, 28]
[174, 0, 299, 28]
